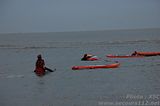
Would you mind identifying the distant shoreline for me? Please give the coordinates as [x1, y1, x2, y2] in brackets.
[0, 28, 160, 35]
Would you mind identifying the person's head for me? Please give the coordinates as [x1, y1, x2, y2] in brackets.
[37, 54, 42, 59]
[115, 61, 119, 63]
[84, 54, 87, 57]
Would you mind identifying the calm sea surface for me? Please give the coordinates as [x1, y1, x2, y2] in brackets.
[0, 29, 160, 106]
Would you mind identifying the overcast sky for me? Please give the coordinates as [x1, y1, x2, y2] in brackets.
[0, 0, 160, 33]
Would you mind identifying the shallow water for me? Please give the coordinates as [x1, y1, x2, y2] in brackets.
[0, 29, 160, 106]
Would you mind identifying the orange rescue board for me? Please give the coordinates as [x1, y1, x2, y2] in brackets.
[136, 52, 160, 56]
[72, 63, 120, 70]
[106, 55, 144, 58]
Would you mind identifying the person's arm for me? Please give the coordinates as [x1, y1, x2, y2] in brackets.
[42, 59, 45, 67]
[36, 60, 38, 67]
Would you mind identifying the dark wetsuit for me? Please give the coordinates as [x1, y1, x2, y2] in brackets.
[81, 55, 93, 60]
[35, 59, 45, 75]
[35, 58, 54, 73]
[131, 51, 138, 56]
[36, 59, 45, 68]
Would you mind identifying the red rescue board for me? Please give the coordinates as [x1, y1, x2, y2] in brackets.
[72, 63, 120, 70]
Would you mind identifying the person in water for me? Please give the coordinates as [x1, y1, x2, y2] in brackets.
[81, 54, 93, 60]
[131, 51, 138, 56]
[34, 54, 54, 74]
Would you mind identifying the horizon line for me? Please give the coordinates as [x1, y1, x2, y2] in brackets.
[0, 27, 160, 34]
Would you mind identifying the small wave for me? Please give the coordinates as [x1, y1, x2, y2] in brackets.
[6, 75, 25, 78]
[0, 44, 17, 48]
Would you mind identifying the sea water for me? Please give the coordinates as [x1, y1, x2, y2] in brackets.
[0, 29, 160, 106]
